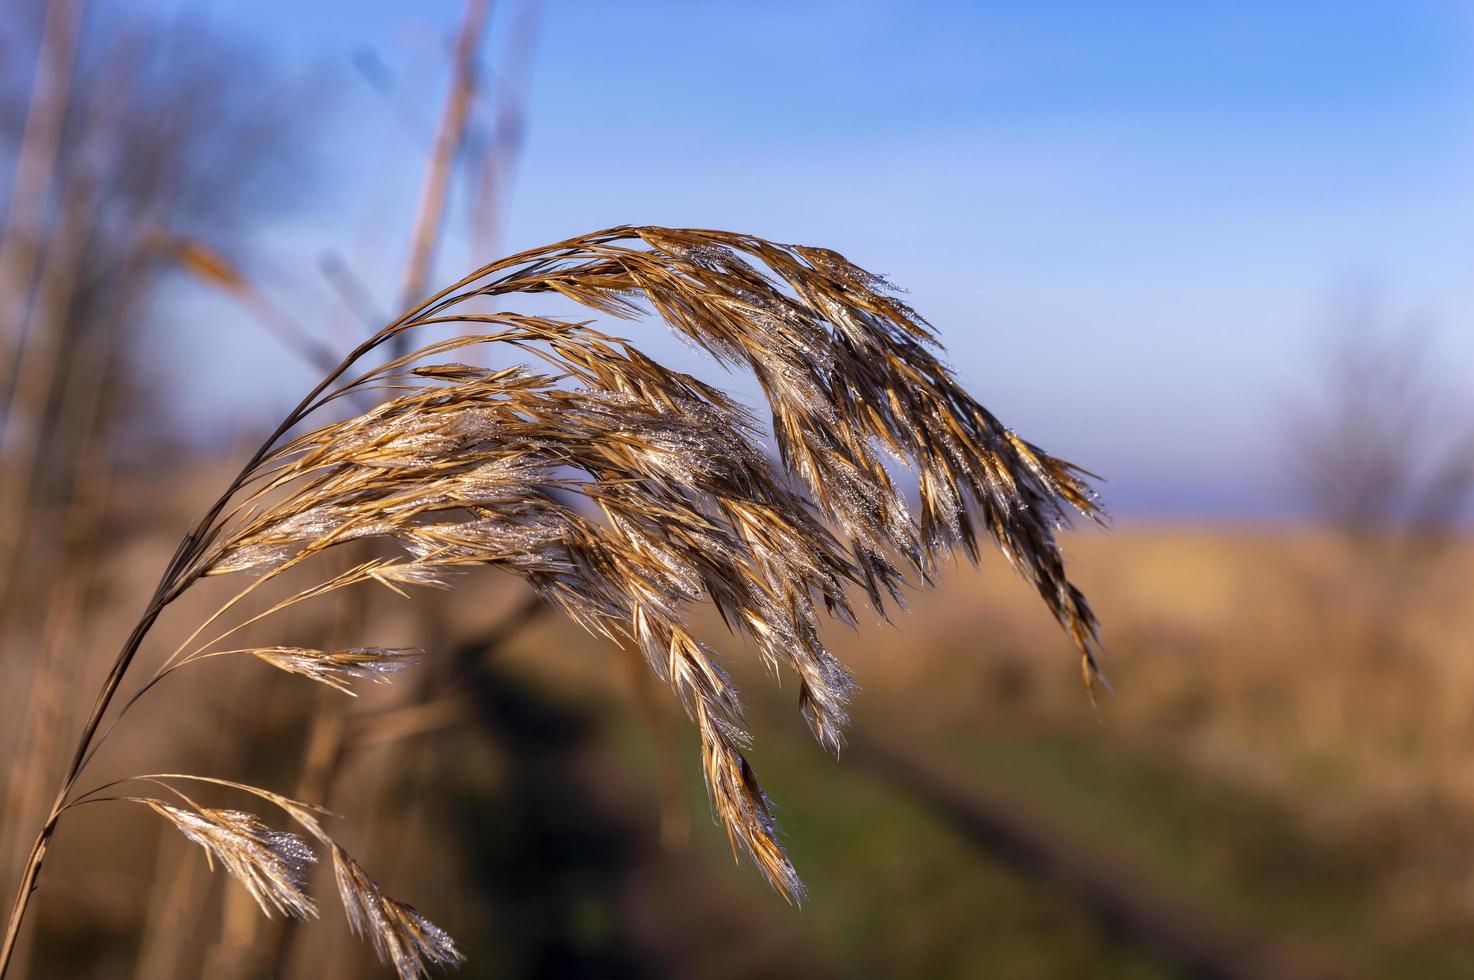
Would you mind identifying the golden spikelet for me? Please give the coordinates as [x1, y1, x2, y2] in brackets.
[248, 646, 422, 694]
[138, 800, 318, 919]
[331, 846, 465, 978]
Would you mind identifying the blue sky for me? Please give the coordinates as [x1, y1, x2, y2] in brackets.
[143, 1, 1474, 517]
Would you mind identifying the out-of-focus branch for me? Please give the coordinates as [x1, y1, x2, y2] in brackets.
[468, 0, 540, 259]
[318, 250, 385, 339]
[1288, 293, 1470, 543]
[159, 236, 342, 377]
[394, 0, 493, 357]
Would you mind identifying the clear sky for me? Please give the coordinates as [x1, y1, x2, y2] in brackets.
[140, 1, 1474, 517]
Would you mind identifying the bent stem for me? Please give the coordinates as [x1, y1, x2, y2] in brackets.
[0, 604, 163, 977]
[0, 300, 408, 978]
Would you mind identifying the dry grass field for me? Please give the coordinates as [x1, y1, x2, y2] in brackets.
[4, 494, 1471, 978]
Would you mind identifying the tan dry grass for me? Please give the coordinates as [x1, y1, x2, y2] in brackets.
[825, 526, 1474, 905]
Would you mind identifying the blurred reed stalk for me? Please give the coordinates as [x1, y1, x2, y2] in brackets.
[465, 0, 540, 260]
[0, 0, 94, 633]
[1, 226, 1103, 979]
[0, 417, 113, 978]
[0, 0, 309, 645]
[0, 0, 79, 419]
[0, 6, 313, 974]
[0, 6, 139, 939]
[162, 238, 343, 376]
[394, 0, 492, 360]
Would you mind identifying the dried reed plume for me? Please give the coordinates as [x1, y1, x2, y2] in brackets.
[1, 226, 1104, 978]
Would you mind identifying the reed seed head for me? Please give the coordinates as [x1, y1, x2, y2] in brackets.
[104, 226, 1103, 978]
[182, 226, 1104, 903]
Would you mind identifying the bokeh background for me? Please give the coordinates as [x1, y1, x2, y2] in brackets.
[2, 2, 1472, 977]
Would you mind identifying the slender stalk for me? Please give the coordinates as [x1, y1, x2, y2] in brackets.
[0, 221, 491, 966]
[0, 292, 420, 976]
[0, 602, 162, 976]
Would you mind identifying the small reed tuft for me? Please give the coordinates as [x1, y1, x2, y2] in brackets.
[332, 846, 465, 977]
[249, 646, 423, 694]
[141, 800, 318, 920]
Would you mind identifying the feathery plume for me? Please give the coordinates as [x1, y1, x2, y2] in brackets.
[181, 227, 1104, 900]
[4, 226, 1105, 980]
[123, 776, 459, 980]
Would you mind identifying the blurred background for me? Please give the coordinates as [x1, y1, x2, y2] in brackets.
[1, 1, 1472, 977]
